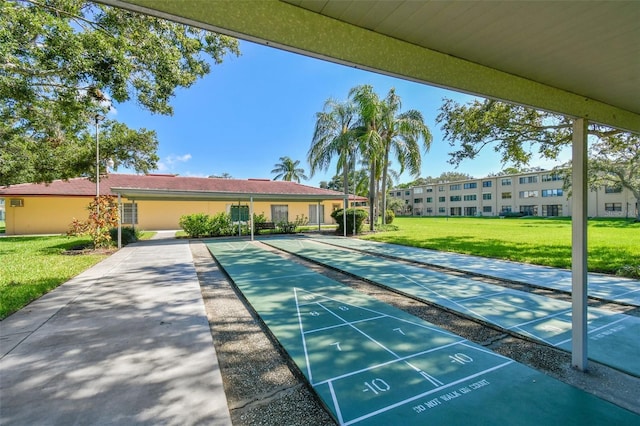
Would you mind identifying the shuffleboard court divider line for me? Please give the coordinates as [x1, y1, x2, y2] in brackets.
[293, 287, 462, 339]
[457, 290, 507, 302]
[250, 272, 317, 282]
[554, 315, 632, 347]
[507, 308, 573, 330]
[304, 315, 388, 335]
[315, 296, 446, 388]
[401, 274, 495, 324]
[312, 340, 465, 387]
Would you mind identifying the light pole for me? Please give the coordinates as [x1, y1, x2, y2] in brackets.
[95, 114, 104, 216]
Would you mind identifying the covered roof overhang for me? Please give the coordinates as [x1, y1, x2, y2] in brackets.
[102, 0, 640, 133]
[111, 187, 363, 202]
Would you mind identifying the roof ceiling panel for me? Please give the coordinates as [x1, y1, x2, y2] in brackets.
[289, 0, 639, 117]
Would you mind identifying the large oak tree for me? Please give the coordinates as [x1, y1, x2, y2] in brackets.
[1, 0, 239, 186]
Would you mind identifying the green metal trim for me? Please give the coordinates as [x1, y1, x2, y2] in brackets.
[108, 0, 640, 132]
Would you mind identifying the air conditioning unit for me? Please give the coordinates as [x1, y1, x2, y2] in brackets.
[10, 198, 24, 207]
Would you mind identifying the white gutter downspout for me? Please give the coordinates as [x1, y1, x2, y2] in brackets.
[571, 118, 588, 371]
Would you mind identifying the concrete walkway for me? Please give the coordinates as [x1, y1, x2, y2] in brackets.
[0, 231, 232, 425]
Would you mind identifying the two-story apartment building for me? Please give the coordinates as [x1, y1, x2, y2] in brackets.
[391, 171, 637, 218]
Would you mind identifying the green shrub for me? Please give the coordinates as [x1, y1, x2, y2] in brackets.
[109, 226, 140, 245]
[331, 208, 368, 235]
[210, 212, 234, 236]
[179, 213, 211, 238]
[385, 209, 395, 224]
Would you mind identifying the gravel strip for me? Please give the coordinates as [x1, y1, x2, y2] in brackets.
[191, 240, 640, 424]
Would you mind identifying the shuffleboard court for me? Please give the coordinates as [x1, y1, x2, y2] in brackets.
[263, 237, 640, 378]
[311, 235, 640, 307]
[206, 240, 639, 425]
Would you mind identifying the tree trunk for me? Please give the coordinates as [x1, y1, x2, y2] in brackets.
[343, 150, 349, 237]
[381, 145, 390, 225]
[369, 159, 376, 231]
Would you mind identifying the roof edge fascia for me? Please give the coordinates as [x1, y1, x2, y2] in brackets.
[101, 0, 640, 133]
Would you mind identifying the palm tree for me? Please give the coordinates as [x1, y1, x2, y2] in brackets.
[308, 99, 358, 234]
[349, 85, 385, 231]
[378, 88, 432, 224]
[271, 156, 308, 182]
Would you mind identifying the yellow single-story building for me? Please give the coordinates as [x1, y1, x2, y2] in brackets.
[0, 174, 365, 235]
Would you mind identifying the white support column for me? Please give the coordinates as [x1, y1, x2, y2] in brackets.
[343, 195, 348, 237]
[250, 196, 254, 241]
[571, 118, 588, 371]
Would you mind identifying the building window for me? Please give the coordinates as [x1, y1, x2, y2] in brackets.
[482, 193, 492, 200]
[231, 205, 250, 221]
[450, 207, 462, 216]
[438, 196, 446, 202]
[463, 182, 477, 189]
[426, 197, 433, 203]
[463, 194, 476, 201]
[483, 206, 492, 213]
[520, 205, 538, 216]
[438, 207, 446, 214]
[482, 181, 492, 188]
[414, 198, 423, 204]
[122, 203, 138, 224]
[542, 189, 563, 197]
[501, 206, 512, 213]
[450, 184, 461, 191]
[426, 207, 433, 213]
[604, 185, 622, 194]
[405, 190, 410, 196]
[542, 173, 562, 182]
[270, 205, 288, 223]
[519, 176, 538, 184]
[426, 188, 433, 193]
[605, 203, 622, 212]
[396, 191, 402, 197]
[542, 205, 562, 216]
[308, 204, 325, 224]
[450, 195, 461, 202]
[501, 178, 512, 186]
[501, 192, 512, 199]
[414, 187, 423, 194]
[464, 207, 477, 216]
[438, 185, 445, 192]
[519, 190, 539, 198]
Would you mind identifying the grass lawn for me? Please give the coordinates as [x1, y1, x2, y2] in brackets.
[0, 235, 108, 319]
[0, 220, 5, 234]
[361, 217, 640, 276]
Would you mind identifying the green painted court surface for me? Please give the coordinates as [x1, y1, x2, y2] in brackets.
[264, 237, 640, 378]
[313, 235, 640, 306]
[206, 240, 639, 425]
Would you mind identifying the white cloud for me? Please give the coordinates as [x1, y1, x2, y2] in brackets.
[154, 153, 192, 173]
[166, 153, 192, 164]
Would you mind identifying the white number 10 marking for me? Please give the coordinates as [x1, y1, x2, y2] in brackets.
[363, 378, 390, 395]
[449, 353, 473, 365]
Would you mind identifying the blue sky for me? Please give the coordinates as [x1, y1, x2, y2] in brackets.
[113, 40, 569, 187]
